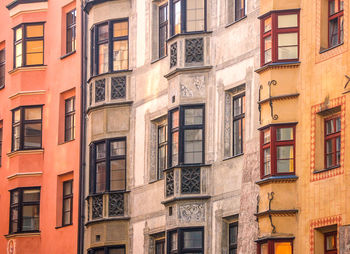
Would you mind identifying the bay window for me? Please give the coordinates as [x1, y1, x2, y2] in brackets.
[258, 240, 293, 254]
[324, 116, 341, 169]
[260, 125, 295, 178]
[260, 11, 299, 66]
[328, 0, 344, 47]
[167, 227, 204, 254]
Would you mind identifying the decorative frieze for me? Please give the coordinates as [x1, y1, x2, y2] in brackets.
[95, 79, 105, 103]
[178, 203, 205, 223]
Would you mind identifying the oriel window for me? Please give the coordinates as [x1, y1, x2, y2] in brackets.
[66, 9, 77, 54]
[64, 97, 75, 142]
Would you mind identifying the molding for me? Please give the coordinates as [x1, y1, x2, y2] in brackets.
[164, 66, 213, 79]
[255, 234, 295, 242]
[85, 217, 131, 227]
[87, 70, 132, 84]
[9, 90, 46, 100]
[258, 93, 300, 105]
[87, 101, 134, 114]
[161, 195, 211, 205]
[7, 149, 44, 158]
[255, 61, 300, 74]
[5, 232, 41, 239]
[8, 65, 47, 75]
[255, 209, 299, 217]
[7, 172, 43, 180]
[255, 175, 299, 185]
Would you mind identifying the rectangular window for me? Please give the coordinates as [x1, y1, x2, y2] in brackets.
[325, 116, 341, 169]
[158, 125, 167, 180]
[12, 106, 43, 151]
[258, 240, 293, 254]
[260, 125, 295, 178]
[66, 9, 77, 54]
[232, 94, 245, 156]
[329, 0, 344, 47]
[91, 138, 126, 194]
[235, 0, 245, 21]
[325, 231, 337, 254]
[64, 97, 75, 142]
[170, 0, 205, 35]
[62, 180, 73, 226]
[10, 187, 40, 234]
[14, 23, 44, 68]
[92, 20, 129, 75]
[260, 11, 299, 66]
[159, 4, 168, 58]
[0, 48, 5, 89]
[229, 222, 238, 254]
[89, 246, 125, 254]
[167, 227, 204, 254]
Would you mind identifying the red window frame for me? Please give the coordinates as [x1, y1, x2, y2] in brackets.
[324, 116, 341, 169]
[324, 231, 337, 254]
[260, 125, 296, 179]
[328, 0, 344, 47]
[257, 239, 293, 254]
[260, 10, 300, 66]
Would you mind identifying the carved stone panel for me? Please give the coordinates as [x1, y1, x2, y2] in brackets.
[111, 76, 126, 99]
[92, 195, 103, 219]
[170, 43, 177, 68]
[181, 168, 200, 194]
[166, 170, 174, 197]
[180, 76, 206, 99]
[185, 38, 204, 63]
[178, 203, 205, 223]
[108, 193, 124, 216]
[95, 79, 105, 103]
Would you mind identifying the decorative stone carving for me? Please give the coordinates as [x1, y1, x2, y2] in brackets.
[170, 43, 177, 68]
[95, 79, 105, 102]
[149, 123, 158, 182]
[92, 195, 103, 219]
[180, 84, 193, 97]
[194, 76, 205, 91]
[111, 76, 126, 99]
[109, 193, 124, 216]
[185, 38, 204, 63]
[181, 168, 200, 194]
[178, 203, 205, 223]
[224, 93, 232, 158]
[166, 170, 174, 197]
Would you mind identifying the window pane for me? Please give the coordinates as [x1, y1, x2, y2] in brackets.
[22, 205, 40, 231]
[113, 40, 128, 71]
[113, 22, 128, 37]
[10, 207, 18, 233]
[235, 0, 245, 20]
[186, 0, 205, 32]
[110, 159, 126, 190]
[98, 43, 109, 74]
[264, 148, 271, 175]
[326, 234, 337, 250]
[24, 123, 42, 149]
[276, 127, 293, 141]
[233, 119, 243, 155]
[65, 98, 75, 113]
[14, 109, 21, 123]
[184, 129, 203, 164]
[13, 125, 20, 151]
[185, 108, 203, 125]
[335, 117, 341, 132]
[111, 140, 126, 156]
[329, 0, 336, 15]
[96, 143, 106, 159]
[11, 190, 19, 205]
[172, 110, 179, 128]
[263, 129, 270, 144]
[63, 181, 73, 196]
[172, 131, 179, 166]
[233, 96, 243, 116]
[275, 242, 292, 254]
[264, 17, 272, 33]
[26, 25, 43, 38]
[159, 25, 167, 58]
[183, 230, 202, 249]
[26, 53, 44, 66]
[158, 126, 167, 144]
[26, 40, 43, 54]
[63, 198, 71, 212]
[67, 10, 76, 26]
[23, 189, 40, 202]
[96, 162, 106, 192]
[277, 146, 294, 173]
[170, 232, 178, 251]
[329, 18, 339, 47]
[278, 14, 298, 28]
[278, 33, 298, 60]
[174, 0, 181, 34]
[15, 43, 22, 67]
[25, 107, 42, 120]
[98, 24, 108, 41]
[264, 36, 272, 63]
[229, 224, 238, 245]
[155, 241, 165, 254]
[158, 145, 167, 177]
[16, 27, 23, 41]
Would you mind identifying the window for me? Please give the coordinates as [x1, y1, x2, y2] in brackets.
[90, 138, 126, 194]
[159, 4, 168, 58]
[167, 227, 204, 254]
[260, 125, 295, 178]
[260, 11, 299, 65]
[62, 180, 73, 226]
[324, 116, 341, 169]
[14, 23, 44, 68]
[155, 239, 165, 254]
[233, 94, 245, 156]
[170, 0, 206, 35]
[328, 0, 344, 47]
[10, 187, 40, 234]
[228, 0, 245, 23]
[64, 97, 75, 142]
[258, 240, 293, 254]
[158, 125, 167, 180]
[324, 231, 337, 254]
[66, 9, 77, 54]
[169, 105, 205, 167]
[229, 222, 238, 254]
[0, 48, 5, 89]
[91, 19, 128, 75]
[88, 246, 125, 254]
[12, 106, 43, 151]
[0, 121, 2, 167]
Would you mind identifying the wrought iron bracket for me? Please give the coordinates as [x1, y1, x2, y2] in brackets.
[268, 80, 278, 120]
[268, 192, 276, 233]
[258, 85, 263, 124]
[345, 75, 350, 89]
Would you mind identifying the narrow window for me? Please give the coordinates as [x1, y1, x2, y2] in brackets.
[234, 0, 245, 21]
[62, 180, 73, 226]
[66, 9, 77, 54]
[0, 48, 5, 89]
[110, 139, 126, 191]
[158, 125, 167, 180]
[329, 0, 344, 47]
[112, 21, 129, 71]
[324, 231, 337, 254]
[172, 0, 182, 35]
[12, 106, 43, 151]
[97, 23, 109, 74]
[229, 222, 238, 254]
[64, 97, 75, 142]
[325, 116, 341, 169]
[232, 94, 245, 156]
[170, 110, 179, 167]
[159, 4, 168, 58]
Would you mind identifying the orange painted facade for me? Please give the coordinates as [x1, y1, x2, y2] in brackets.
[0, 0, 81, 253]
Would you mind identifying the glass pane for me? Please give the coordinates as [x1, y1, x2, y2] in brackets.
[277, 127, 293, 141]
[264, 17, 272, 33]
[14, 109, 21, 123]
[278, 33, 298, 46]
[113, 40, 128, 71]
[326, 119, 335, 135]
[96, 143, 106, 159]
[26, 25, 43, 38]
[264, 36, 272, 63]
[110, 159, 126, 190]
[98, 24, 108, 41]
[25, 107, 42, 120]
[263, 129, 270, 144]
[329, 0, 336, 15]
[111, 140, 126, 156]
[155, 241, 165, 254]
[183, 230, 202, 249]
[170, 232, 178, 250]
[158, 126, 167, 144]
[11, 190, 19, 204]
[67, 10, 76, 26]
[329, 18, 339, 47]
[10, 207, 18, 233]
[22, 205, 40, 231]
[235, 0, 245, 21]
[278, 33, 298, 60]
[229, 224, 238, 244]
[264, 148, 271, 175]
[63, 211, 71, 225]
[98, 43, 109, 74]
[172, 131, 179, 166]
[26, 40, 43, 54]
[65, 98, 75, 113]
[158, 145, 167, 176]
[261, 243, 268, 254]
[340, 0, 344, 10]
[335, 117, 341, 132]
[275, 242, 292, 254]
[96, 162, 106, 192]
[23, 189, 40, 202]
[172, 110, 179, 128]
[233, 96, 243, 116]
[185, 108, 203, 125]
[26, 53, 44, 65]
[326, 233, 337, 250]
[63, 181, 72, 196]
[24, 123, 42, 149]
[15, 43, 22, 67]
[16, 27, 23, 41]
[63, 198, 71, 212]
[277, 146, 294, 173]
[233, 119, 243, 155]
[184, 129, 203, 164]
[186, 0, 205, 32]
[160, 5, 168, 23]
[326, 139, 333, 153]
[13, 125, 20, 151]
[278, 14, 298, 28]
[174, 0, 181, 34]
[113, 22, 128, 37]
[336, 136, 341, 152]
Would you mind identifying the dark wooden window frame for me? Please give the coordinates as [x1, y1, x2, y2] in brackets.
[324, 231, 337, 254]
[91, 18, 129, 76]
[155, 238, 166, 254]
[159, 3, 168, 58]
[168, 104, 205, 168]
[62, 180, 73, 226]
[324, 115, 341, 169]
[328, 0, 344, 48]
[11, 105, 43, 152]
[9, 187, 41, 234]
[257, 239, 293, 254]
[169, 0, 207, 36]
[66, 9, 77, 54]
[232, 93, 245, 156]
[158, 124, 168, 180]
[13, 22, 45, 68]
[64, 96, 75, 142]
[260, 124, 296, 179]
[229, 222, 238, 254]
[260, 10, 300, 66]
[88, 245, 126, 254]
[167, 227, 204, 254]
[90, 137, 127, 194]
[0, 48, 5, 89]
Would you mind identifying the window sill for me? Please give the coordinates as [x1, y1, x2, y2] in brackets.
[149, 178, 164, 184]
[87, 69, 133, 83]
[313, 165, 340, 174]
[9, 65, 47, 75]
[225, 16, 247, 28]
[5, 231, 41, 239]
[58, 138, 75, 145]
[85, 216, 131, 226]
[255, 61, 300, 74]
[319, 43, 344, 54]
[0, 85, 4, 90]
[55, 224, 73, 229]
[60, 50, 76, 60]
[7, 149, 44, 158]
[151, 55, 167, 65]
[161, 195, 211, 205]
[85, 190, 131, 199]
[223, 153, 244, 161]
[87, 100, 133, 114]
[163, 163, 212, 172]
[256, 175, 298, 186]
